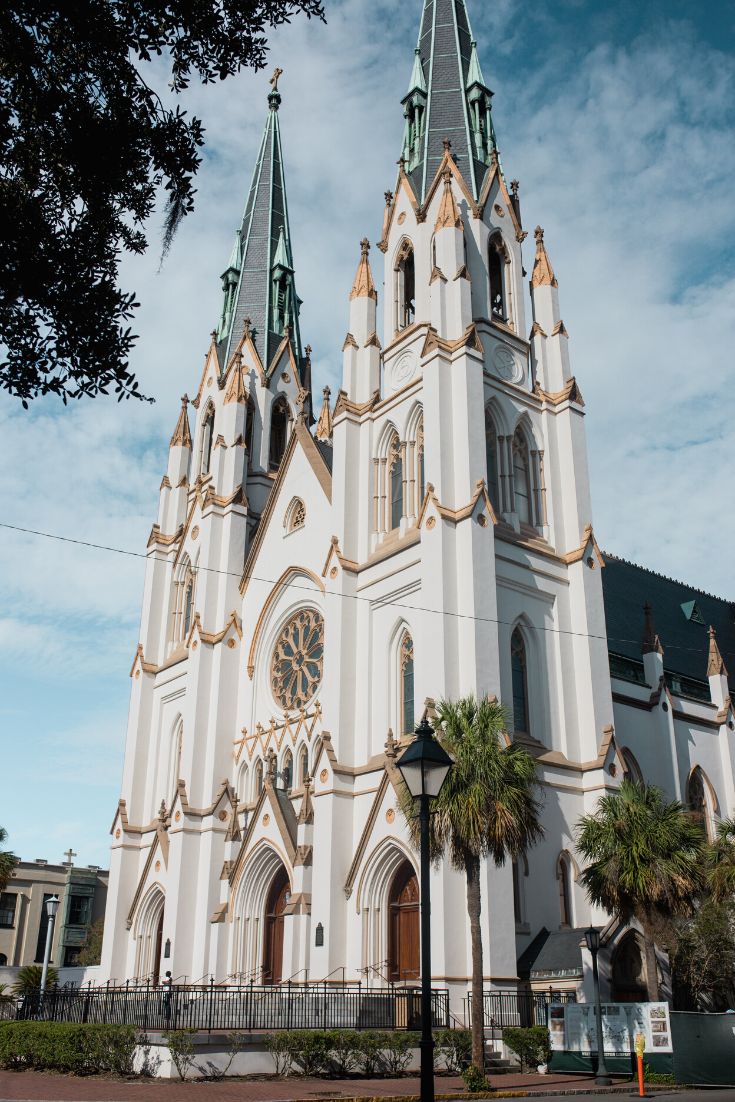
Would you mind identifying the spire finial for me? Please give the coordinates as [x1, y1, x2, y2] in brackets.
[642, 602, 663, 656]
[270, 67, 283, 93]
[707, 626, 728, 678]
[170, 393, 193, 449]
[349, 238, 377, 301]
[510, 179, 519, 198]
[531, 226, 558, 289]
[315, 385, 333, 442]
[268, 67, 283, 109]
[384, 190, 393, 206]
[442, 137, 452, 154]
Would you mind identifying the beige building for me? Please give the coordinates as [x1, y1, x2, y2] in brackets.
[0, 859, 108, 971]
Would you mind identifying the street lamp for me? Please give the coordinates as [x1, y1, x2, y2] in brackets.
[396, 717, 453, 1102]
[40, 895, 60, 1008]
[584, 927, 612, 1086]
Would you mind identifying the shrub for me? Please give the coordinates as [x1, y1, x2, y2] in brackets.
[382, 1030, 417, 1076]
[502, 1026, 551, 1072]
[355, 1030, 384, 1076]
[265, 1030, 294, 1076]
[290, 1030, 331, 1076]
[162, 1028, 198, 1080]
[326, 1029, 362, 1076]
[0, 1022, 137, 1074]
[434, 1028, 472, 1073]
[643, 1063, 676, 1085]
[462, 1063, 490, 1092]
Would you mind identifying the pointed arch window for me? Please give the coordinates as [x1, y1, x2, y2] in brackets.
[396, 242, 416, 331]
[200, 406, 215, 477]
[489, 235, 509, 324]
[269, 397, 290, 469]
[183, 573, 194, 638]
[400, 632, 415, 737]
[298, 745, 309, 786]
[282, 750, 293, 791]
[389, 434, 403, 531]
[511, 627, 529, 735]
[512, 430, 532, 526]
[558, 854, 573, 927]
[485, 411, 500, 510]
[417, 419, 425, 506]
[621, 748, 643, 785]
[687, 767, 714, 840]
[245, 397, 255, 464]
[254, 759, 264, 798]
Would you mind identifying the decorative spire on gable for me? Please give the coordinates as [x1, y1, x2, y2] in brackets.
[219, 73, 304, 381]
[434, 167, 462, 230]
[315, 386, 333, 441]
[707, 626, 728, 678]
[349, 238, 377, 301]
[642, 602, 663, 656]
[531, 226, 558, 289]
[170, 395, 192, 449]
[402, 0, 496, 202]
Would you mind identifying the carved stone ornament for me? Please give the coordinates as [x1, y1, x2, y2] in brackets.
[320, 768, 328, 783]
[270, 608, 324, 711]
[397, 212, 406, 225]
[389, 350, 417, 392]
[492, 342, 523, 384]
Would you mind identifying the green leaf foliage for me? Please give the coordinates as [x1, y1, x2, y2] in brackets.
[0, 828, 18, 892]
[13, 965, 58, 996]
[502, 1026, 551, 1072]
[76, 917, 104, 967]
[0, 0, 325, 405]
[0, 1021, 138, 1075]
[708, 817, 735, 904]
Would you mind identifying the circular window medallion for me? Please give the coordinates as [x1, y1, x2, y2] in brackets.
[227, 638, 236, 649]
[175, 811, 181, 822]
[477, 513, 488, 527]
[492, 343, 522, 383]
[262, 813, 270, 826]
[207, 377, 213, 387]
[271, 609, 324, 711]
[389, 350, 417, 392]
[218, 810, 228, 822]
[385, 808, 395, 824]
[281, 372, 291, 383]
[426, 515, 436, 530]
[115, 828, 121, 839]
[397, 212, 406, 225]
[330, 566, 338, 579]
[320, 768, 329, 783]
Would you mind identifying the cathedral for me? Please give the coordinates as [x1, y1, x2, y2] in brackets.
[101, 0, 735, 1011]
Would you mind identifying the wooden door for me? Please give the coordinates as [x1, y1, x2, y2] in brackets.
[262, 866, 290, 984]
[388, 861, 419, 981]
[152, 910, 164, 986]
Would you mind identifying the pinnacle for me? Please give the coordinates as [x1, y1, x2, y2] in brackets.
[349, 239, 378, 301]
[531, 226, 558, 289]
[170, 393, 192, 449]
[434, 166, 462, 231]
[315, 385, 333, 442]
[707, 626, 728, 678]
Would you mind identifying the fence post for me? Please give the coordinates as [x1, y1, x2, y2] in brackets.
[287, 979, 292, 1030]
[143, 978, 150, 1033]
[208, 976, 214, 1034]
[248, 978, 254, 1032]
[323, 978, 327, 1030]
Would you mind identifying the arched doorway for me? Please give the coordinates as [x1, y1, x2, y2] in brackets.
[611, 932, 647, 1002]
[388, 860, 419, 981]
[262, 866, 290, 984]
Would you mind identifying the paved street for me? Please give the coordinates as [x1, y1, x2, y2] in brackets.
[0, 1070, 732, 1102]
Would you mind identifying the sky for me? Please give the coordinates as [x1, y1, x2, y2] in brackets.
[1, 0, 733, 868]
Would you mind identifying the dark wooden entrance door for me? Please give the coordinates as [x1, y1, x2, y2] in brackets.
[262, 866, 290, 984]
[388, 860, 419, 981]
[152, 910, 164, 986]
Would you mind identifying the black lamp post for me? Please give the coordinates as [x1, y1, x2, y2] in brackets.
[584, 927, 612, 1086]
[396, 717, 453, 1102]
[39, 894, 60, 1011]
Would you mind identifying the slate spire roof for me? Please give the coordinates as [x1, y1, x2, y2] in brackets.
[218, 84, 303, 378]
[402, 0, 496, 202]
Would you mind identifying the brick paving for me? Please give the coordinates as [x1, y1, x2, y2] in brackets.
[0, 1071, 645, 1102]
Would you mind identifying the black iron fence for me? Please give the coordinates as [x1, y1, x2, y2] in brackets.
[16, 981, 450, 1033]
[467, 989, 576, 1030]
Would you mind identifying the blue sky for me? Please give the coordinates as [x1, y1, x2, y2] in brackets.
[1, 0, 733, 867]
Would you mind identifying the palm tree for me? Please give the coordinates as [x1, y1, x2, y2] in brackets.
[709, 817, 735, 903]
[400, 696, 543, 1073]
[0, 827, 18, 892]
[576, 781, 706, 1000]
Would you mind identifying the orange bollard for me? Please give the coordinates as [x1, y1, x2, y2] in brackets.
[634, 1032, 646, 1097]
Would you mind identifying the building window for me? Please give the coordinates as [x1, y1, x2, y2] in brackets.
[489, 235, 509, 323]
[400, 631, 415, 737]
[621, 748, 643, 784]
[285, 497, 306, 533]
[245, 397, 255, 462]
[0, 893, 17, 928]
[271, 608, 325, 712]
[687, 767, 714, 841]
[512, 429, 532, 526]
[558, 854, 573, 927]
[0, 954, 6, 966]
[183, 572, 194, 639]
[511, 627, 529, 735]
[389, 436, 403, 531]
[254, 759, 264, 798]
[299, 745, 309, 786]
[64, 946, 81, 967]
[282, 750, 293, 791]
[485, 412, 500, 510]
[68, 894, 91, 926]
[416, 419, 425, 506]
[511, 860, 523, 925]
[200, 406, 215, 477]
[269, 397, 289, 469]
[396, 242, 416, 331]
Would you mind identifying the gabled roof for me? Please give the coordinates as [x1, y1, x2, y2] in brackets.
[219, 86, 303, 380]
[601, 554, 734, 692]
[404, 0, 495, 201]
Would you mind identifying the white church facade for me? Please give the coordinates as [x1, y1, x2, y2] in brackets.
[101, 0, 735, 1010]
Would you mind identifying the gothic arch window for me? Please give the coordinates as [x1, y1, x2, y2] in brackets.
[166, 720, 183, 807]
[200, 404, 215, 477]
[281, 749, 293, 791]
[254, 758, 264, 799]
[512, 428, 532, 526]
[396, 241, 416, 332]
[400, 631, 415, 737]
[489, 234, 510, 325]
[389, 432, 404, 531]
[484, 409, 500, 510]
[173, 556, 196, 644]
[245, 396, 255, 463]
[621, 748, 643, 785]
[511, 627, 530, 736]
[237, 761, 249, 803]
[512, 855, 529, 927]
[284, 497, 306, 533]
[298, 744, 309, 786]
[183, 571, 194, 639]
[416, 417, 425, 508]
[269, 397, 290, 470]
[687, 766, 714, 841]
[557, 852, 573, 927]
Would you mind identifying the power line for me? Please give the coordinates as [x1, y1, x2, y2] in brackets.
[0, 521, 728, 661]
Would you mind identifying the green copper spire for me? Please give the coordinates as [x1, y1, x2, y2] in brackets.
[401, 0, 496, 201]
[219, 78, 303, 375]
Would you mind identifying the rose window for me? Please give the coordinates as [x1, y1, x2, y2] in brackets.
[271, 608, 324, 710]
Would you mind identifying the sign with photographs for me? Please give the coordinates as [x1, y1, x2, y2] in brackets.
[548, 1001, 672, 1055]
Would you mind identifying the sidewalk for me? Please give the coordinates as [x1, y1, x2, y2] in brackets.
[0, 1070, 659, 1102]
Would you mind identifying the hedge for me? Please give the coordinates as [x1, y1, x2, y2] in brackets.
[0, 1022, 138, 1075]
[265, 1028, 472, 1078]
[501, 1025, 551, 1071]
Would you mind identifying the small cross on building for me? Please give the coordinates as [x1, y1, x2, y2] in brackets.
[63, 848, 77, 866]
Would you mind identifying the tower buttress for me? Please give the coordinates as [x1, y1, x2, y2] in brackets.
[708, 626, 729, 707]
[529, 227, 571, 393]
[342, 239, 380, 404]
